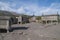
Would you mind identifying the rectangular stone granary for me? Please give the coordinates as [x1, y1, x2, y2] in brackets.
[0, 16, 12, 33]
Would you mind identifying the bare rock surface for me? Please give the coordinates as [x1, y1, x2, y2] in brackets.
[0, 22, 60, 40]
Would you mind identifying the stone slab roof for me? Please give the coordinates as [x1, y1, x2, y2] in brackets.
[42, 14, 59, 17]
[0, 16, 11, 20]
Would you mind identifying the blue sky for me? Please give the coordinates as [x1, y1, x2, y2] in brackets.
[0, 0, 60, 16]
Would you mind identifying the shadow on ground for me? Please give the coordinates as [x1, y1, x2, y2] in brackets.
[0, 27, 29, 33]
[0, 29, 7, 33]
[12, 27, 29, 30]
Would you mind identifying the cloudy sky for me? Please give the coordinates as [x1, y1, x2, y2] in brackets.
[0, 0, 60, 16]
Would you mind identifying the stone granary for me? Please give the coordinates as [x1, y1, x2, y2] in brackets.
[0, 16, 12, 33]
[18, 16, 22, 24]
[18, 15, 29, 24]
[30, 16, 36, 22]
[29, 16, 36, 22]
[41, 14, 60, 24]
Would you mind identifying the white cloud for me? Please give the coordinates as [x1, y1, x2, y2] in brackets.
[38, 3, 60, 15]
[50, 3, 60, 9]
[0, 1, 60, 16]
[0, 2, 16, 12]
[17, 7, 25, 13]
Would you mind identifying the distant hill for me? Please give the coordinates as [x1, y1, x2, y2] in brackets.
[0, 10, 20, 17]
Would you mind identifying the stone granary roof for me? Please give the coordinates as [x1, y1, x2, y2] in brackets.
[42, 14, 59, 17]
[0, 16, 11, 20]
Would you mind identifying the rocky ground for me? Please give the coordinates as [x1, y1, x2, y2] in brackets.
[0, 22, 60, 40]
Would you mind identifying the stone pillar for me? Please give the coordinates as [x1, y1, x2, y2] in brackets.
[46, 20, 47, 24]
[7, 30, 9, 33]
[50, 20, 52, 24]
